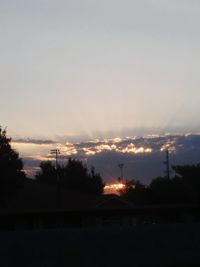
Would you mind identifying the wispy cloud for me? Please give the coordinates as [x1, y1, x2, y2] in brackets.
[13, 138, 56, 145]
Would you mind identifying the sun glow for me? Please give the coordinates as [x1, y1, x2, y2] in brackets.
[104, 183, 126, 194]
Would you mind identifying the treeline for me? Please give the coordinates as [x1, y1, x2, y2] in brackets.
[2, 125, 200, 206]
[0, 127, 25, 204]
[36, 159, 105, 195]
[121, 164, 200, 205]
[0, 127, 104, 202]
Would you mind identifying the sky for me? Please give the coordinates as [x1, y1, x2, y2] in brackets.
[11, 134, 200, 186]
[1, 0, 200, 140]
[1, 1, 200, 186]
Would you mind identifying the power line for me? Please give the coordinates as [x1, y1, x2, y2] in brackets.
[118, 163, 124, 182]
[163, 149, 171, 179]
[51, 149, 61, 209]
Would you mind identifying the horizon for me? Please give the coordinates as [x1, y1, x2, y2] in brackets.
[10, 131, 200, 190]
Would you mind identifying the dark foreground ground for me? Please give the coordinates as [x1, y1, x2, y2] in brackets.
[1, 223, 200, 267]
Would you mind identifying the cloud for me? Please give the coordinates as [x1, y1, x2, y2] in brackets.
[17, 134, 200, 184]
[13, 138, 56, 145]
[73, 137, 153, 157]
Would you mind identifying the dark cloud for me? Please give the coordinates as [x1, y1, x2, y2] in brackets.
[22, 134, 200, 184]
[13, 138, 56, 145]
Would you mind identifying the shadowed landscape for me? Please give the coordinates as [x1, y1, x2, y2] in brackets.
[1, 127, 200, 266]
[1, 0, 200, 266]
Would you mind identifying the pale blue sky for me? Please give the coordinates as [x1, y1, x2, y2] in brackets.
[1, 0, 200, 140]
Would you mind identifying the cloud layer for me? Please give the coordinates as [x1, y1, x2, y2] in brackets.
[12, 134, 200, 184]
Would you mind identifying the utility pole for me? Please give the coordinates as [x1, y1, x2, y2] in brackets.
[118, 163, 124, 182]
[51, 149, 61, 209]
[163, 149, 170, 179]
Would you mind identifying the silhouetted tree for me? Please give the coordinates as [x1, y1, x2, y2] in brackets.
[121, 163, 200, 205]
[119, 179, 148, 204]
[172, 164, 200, 180]
[36, 158, 105, 195]
[172, 164, 200, 203]
[0, 127, 25, 205]
[88, 166, 104, 195]
[148, 176, 187, 204]
[35, 161, 57, 184]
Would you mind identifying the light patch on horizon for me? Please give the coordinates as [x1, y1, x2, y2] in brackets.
[104, 183, 126, 195]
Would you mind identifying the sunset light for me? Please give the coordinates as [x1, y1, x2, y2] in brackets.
[1, 2, 200, 264]
[104, 183, 126, 195]
[160, 140, 177, 153]
[58, 143, 78, 156]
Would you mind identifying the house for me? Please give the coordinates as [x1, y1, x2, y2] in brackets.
[0, 179, 135, 230]
[0, 178, 200, 231]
